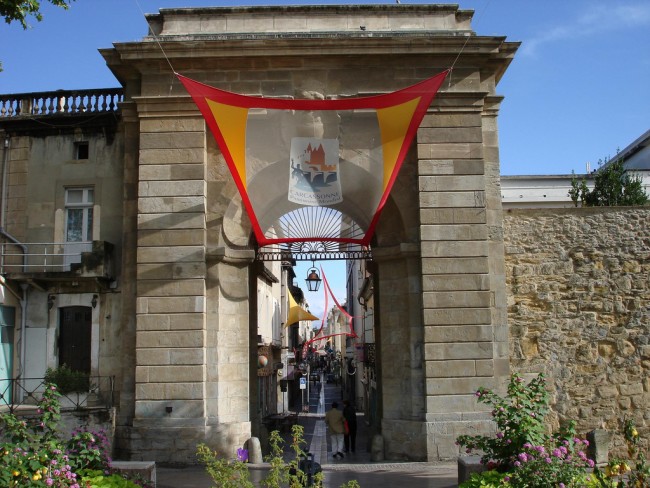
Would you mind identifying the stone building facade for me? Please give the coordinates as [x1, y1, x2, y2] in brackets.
[8, 5, 644, 465]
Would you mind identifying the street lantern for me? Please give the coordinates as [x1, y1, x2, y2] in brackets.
[305, 267, 322, 292]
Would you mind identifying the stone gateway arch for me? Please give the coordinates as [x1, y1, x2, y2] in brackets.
[102, 5, 518, 462]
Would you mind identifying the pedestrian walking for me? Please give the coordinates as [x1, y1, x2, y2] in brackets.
[324, 401, 346, 459]
[342, 400, 357, 453]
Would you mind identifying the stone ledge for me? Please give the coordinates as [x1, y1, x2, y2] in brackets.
[111, 461, 156, 487]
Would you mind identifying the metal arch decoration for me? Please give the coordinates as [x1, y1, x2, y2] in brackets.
[177, 70, 448, 247]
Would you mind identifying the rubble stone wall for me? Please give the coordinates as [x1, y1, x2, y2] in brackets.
[503, 207, 650, 455]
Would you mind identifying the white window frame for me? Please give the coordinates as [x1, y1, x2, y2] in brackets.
[65, 187, 94, 243]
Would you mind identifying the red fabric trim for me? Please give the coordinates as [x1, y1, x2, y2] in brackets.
[177, 71, 448, 246]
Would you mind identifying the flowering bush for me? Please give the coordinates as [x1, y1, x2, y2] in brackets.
[0, 383, 146, 488]
[457, 372, 550, 469]
[504, 437, 593, 488]
[66, 428, 112, 472]
[0, 384, 81, 487]
[457, 373, 600, 488]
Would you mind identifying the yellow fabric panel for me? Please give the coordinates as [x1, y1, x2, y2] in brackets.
[285, 292, 320, 327]
[376, 97, 421, 190]
[206, 99, 249, 187]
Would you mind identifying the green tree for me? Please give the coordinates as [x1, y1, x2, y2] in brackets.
[569, 155, 648, 207]
[1, 0, 74, 28]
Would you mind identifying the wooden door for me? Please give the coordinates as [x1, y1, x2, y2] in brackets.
[58, 307, 91, 374]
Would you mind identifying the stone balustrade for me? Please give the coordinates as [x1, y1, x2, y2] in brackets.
[0, 88, 123, 117]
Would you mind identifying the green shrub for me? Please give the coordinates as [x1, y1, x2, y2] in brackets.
[198, 424, 369, 488]
[0, 384, 149, 488]
[456, 373, 594, 488]
[460, 469, 510, 487]
[44, 364, 91, 394]
[457, 373, 550, 469]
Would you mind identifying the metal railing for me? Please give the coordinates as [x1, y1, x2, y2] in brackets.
[0, 88, 123, 118]
[0, 241, 92, 273]
[0, 376, 114, 414]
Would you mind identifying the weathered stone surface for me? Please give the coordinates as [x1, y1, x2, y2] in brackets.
[423, 309, 492, 326]
[421, 240, 489, 258]
[421, 257, 489, 274]
[419, 175, 485, 192]
[424, 324, 493, 341]
[420, 224, 488, 241]
[505, 208, 650, 456]
[425, 342, 493, 360]
[420, 207, 487, 225]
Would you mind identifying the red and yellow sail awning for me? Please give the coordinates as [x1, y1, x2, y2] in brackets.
[178, 71, 448, 247]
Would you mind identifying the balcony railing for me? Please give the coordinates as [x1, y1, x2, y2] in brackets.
[0, 241, 113, 277]
[0, 376, 115, 414]
[0, 88, 123, 118]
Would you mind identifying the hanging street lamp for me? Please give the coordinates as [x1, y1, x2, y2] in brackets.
[305, 267, 322, 292]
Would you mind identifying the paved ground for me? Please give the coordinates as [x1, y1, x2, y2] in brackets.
[157, 375, 459, 487]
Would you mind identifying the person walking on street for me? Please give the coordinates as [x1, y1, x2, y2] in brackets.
[325, 401, 346, 460]
[342, 400, 357, 453]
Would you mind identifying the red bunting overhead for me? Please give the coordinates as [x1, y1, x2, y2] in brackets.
[177, 71, 448, 247]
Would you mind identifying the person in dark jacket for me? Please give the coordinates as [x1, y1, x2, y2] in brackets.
[342, 400, 357, 453]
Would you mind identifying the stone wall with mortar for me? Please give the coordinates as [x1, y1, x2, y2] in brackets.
[504, 207, 650, 455]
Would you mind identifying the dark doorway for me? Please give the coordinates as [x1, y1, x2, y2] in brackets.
[59, 306, 91, 374]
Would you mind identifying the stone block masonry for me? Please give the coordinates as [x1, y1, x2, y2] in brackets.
[504, 207, 650, 457]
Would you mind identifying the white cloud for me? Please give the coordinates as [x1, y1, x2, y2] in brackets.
[522, 3, 650, 56]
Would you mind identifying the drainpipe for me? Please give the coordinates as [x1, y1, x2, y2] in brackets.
[1, 137, 9, 229]
[18, 283, 28, 402]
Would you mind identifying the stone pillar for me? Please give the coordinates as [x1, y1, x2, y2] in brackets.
[131, 101, 211, 462]
[205, 253, 254, 457]
[374, 246, 428, 461]
[114, 102, 140, 455]
[418, 91, 508, 460]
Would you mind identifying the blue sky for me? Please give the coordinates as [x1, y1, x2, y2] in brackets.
[2, 0, 649, 176]
[2, 0, 649, 317]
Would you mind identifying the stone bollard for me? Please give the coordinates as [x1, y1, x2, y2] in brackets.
[370, 434, 384, 462]
[457, 456, 486, 484]
[586, 429, 611, 466]
[245, 437, 263, 464]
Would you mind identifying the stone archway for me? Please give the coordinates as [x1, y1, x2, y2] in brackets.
[111, 4, 517, 463]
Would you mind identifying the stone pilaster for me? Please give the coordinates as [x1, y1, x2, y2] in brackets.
[419, 100, 507, 460]
[130, 100, 211, 461]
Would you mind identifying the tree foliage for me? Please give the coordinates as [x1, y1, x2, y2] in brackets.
[569, 154, 648, 207]
[1, 0, 74, 29]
